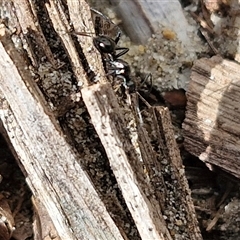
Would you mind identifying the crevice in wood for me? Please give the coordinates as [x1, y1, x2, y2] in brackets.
[0, 0, 202, 239]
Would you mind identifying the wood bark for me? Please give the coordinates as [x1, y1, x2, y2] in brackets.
[183, 55, 240, 179]
[0, 0, 202, 239]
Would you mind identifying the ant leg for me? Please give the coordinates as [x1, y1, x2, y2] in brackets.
[136, 92, 152, 109]
[140, 73, 152, 86]
[114, 31, 121, 44]
[135, 94, 143, 126]
[131, 93, 143, 125]
[114, 75, 127, 88]
[135, 91, 153, 125]
[139, 73, 153, 93]
[115, 47, 129, 58]
[72, 31, 93, 37]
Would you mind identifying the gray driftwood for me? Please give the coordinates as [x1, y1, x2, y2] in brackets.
[183, 55, 240, 179]
[0, 0, 202, 239]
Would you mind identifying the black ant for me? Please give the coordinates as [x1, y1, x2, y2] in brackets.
[75, 9, 151, 94]
[90, 8, 132, 86]
[91, 9, 156, 124]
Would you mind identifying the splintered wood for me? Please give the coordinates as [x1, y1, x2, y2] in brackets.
[0, 30, 124, 240]
[183, 55, 240, 178]
[0, 0, 202, 239]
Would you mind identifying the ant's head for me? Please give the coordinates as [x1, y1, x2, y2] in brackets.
[93, 36, 116, 54]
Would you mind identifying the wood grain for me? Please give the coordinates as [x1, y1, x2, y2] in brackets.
[0, 0, 202, 239]
[0, 14, 123, 240]
[183, 55, 240, 178]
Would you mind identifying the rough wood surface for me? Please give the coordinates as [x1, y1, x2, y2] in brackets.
[67, 1, 202, 239]
[32, 196, 60, 240]
[0, 29, 124, 240]
[183, 55, 240, 178]
[134, 103, 203, 240]
[59, 1, 168, 238]
[0, 0, 202, 239]
[81, 84, 166, 240]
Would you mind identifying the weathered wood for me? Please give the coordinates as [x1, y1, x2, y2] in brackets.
[135, 102, 202, 240]
[81, 84, 166, 240]
[183, 55, 240, 178]
[0, 0, 202, 239]
[54, 1, 166, 238]
[32, 196, 60, 240]
[0, 193, 15, 240]
[13, 0, 58, 67]
[0, 19, 123, 240]
[66, 1, 202, 239]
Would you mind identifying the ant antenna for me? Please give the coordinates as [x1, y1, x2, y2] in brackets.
[73, 31, 95, 37]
